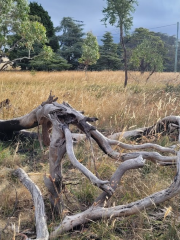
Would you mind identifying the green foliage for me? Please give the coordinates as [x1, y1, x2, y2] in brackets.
[0, 0, 29, 48]
[0, 0, 51, 71]
[130, 37, 165, 73]
[102, 0, 138, 86]
[56, 17, 84, 69]
[78, 32, 99, 69]
[20, 20, 47, 49]
[95, 32, 122, 70]
[155, 32, 177, 72]
[29, 2, 59, 52]
[30, 50, 71, 71]
[126, 28, 177, 73]
[29, 2, 54, 38]
[0, 0, 47, 51]
[102, 0, 138, 33]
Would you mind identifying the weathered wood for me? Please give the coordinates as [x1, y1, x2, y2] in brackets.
[2, 95, 180, 238]
[50, 151, 180, 239]
[0, 93, 57, 140]
[108, 115, 180, 141]
[13, 168, 49, 240]
[63, 126, 114, 195]
[95, 155, 145, 206]
[108, 139, 176, 154]
[121, 151, 177, 165]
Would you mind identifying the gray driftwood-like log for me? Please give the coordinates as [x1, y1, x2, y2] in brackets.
[50, 152, 180, 239]
[108, 115, 180, 141]
[13, 168, 49, 240]
[2, 93, 180, 238]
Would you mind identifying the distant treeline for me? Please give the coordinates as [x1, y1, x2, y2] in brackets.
[8, 2, 178, 72]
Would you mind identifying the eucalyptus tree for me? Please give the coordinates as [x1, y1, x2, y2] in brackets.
[102, 0, 138, 87]
[129, 28, 166, 80]
[78, 32, 99, 71]
[0, 0, 52, 71]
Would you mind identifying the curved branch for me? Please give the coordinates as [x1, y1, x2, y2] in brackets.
[0, 57, 32, 71]
[50, 151, 180, 239]
[0, 93, 58, 140]
[121, 151, 177, 165]
[13, 168, 49, 240]
[63, 126, 114, 195]
[95, 155, 145, 206]
[108, 139, 176, 154]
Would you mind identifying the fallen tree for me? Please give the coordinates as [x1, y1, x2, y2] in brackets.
[1, 93, 180, 239]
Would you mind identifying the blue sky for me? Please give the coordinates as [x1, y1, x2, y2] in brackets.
[29, 0, 180, 43]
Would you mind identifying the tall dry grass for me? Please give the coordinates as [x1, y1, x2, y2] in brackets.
[0, 71, 180, 132]
[0, 70, 180, 239]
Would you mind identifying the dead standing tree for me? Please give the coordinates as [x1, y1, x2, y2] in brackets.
[1, 93, 180, 239]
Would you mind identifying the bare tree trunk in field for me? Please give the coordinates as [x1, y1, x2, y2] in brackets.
[120, 24, 128, 88]
[3, 92, 180, 239]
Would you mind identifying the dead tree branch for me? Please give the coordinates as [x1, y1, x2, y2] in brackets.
[1, 95, 180, 238]
[13, 168, 49, 240]
[50, 151, 180, 239]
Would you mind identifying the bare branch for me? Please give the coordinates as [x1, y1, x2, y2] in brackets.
[50, 151, 180, 239]
[95, 155, 145, 206]
[121, 151, 177, 165]
[108, 139, 176, 154]
[0, 57, 32, 71]
[13, 168, 49, 240]
[63, 126, 114, 195]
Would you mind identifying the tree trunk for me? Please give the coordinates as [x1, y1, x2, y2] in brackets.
[120, 24, 128, 87]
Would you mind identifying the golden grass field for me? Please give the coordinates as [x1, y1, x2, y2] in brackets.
[0, 70, 180, 130]
[0, 70, 180, 240]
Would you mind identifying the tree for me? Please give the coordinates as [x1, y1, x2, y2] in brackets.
[0, 0, 51, 71]
[124, 28, 176, 73]
[8, 2, 60, 71]
[96, 31, 122, 70]
[1, 94, 180, 239]
[129, 29, 166, 80]
[56, 17, 84, 69]
[102, 0, 138, 87]
[30, 51, 71, 71]
[29, 2, 59, 52]
[154, 32, 177, 72]
[78, 32, 99, 71]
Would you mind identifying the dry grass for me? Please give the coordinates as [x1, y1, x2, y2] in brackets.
[0, 70, 180, 239]
[0, 71, 180, 131]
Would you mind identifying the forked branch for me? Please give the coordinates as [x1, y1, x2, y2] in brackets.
[50, 151, 180, 239]
[1, 95, 180, 239]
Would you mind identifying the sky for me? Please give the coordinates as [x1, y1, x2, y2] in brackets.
[29, 0, 180, 43]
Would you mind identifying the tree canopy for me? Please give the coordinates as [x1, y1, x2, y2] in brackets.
[0, 0, 50, 70]
[56, 17, 84, 70]
[129, 28, 166, 80]
[0, 1, 179, 73]
[102, 0, 138, 86]
[78, 32, 99, 70]
[29, 2, 59, 52]
[96, 32, 122, 70]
